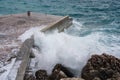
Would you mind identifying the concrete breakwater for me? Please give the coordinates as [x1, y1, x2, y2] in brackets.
[15, 14, 72, 80]
[0, 12, 72, 80]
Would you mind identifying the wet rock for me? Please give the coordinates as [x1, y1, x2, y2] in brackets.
[49, 64, 74, 80]
[24, 74, 36, 80]
[81, 53, 120, 80]
[35, 70, 48, 80]
[93, 77, 101, 80]
[107, 72, 120, 80]
[49, 70, 67, 80]
[52, 64, 74, 77]
[60, 78, 84, 80]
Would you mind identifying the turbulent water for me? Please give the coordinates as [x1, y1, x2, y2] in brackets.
[1, 0, 120, 77]
[19, 21, 120, 76]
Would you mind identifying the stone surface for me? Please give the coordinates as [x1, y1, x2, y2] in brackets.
[60, 78, 84, 80]
[49, 64, 74, 80]
[24, 74, 36, 80]
[52, 64, 74, 77]
[0, 12, 62, 63]
[81, 53, 120, 80]
[16, 38, 34, 80]
[0, 12, 73, 80]
[35, 70, 48, 80]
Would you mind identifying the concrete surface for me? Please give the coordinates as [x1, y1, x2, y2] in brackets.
[0, 12, 62, 61]
[0, 12, 72, 80]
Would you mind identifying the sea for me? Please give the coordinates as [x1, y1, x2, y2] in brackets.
[0, 0, 120, 77]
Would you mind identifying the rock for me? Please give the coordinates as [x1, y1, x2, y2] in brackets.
[60, 78, 84, 80]
[107, 72, 120, 80]
[81, 53, 120, 80]
[49, 70, 67, 80]
[49, 64, 74, 80]
[93, 77, 101, 80]
[35, 70, 48, 80]
[24, 74, 36, 80]
[52, 64, 74, 77]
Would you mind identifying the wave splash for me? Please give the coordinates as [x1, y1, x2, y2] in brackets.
[19, 21, 120, 76]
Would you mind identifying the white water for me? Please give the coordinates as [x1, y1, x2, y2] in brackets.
[18, 25, 46, 42]
[19, 20, 120, 76]
[0, 58, 16, 80]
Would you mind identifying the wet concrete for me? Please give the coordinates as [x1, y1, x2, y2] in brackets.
[0, 12, 63, 61]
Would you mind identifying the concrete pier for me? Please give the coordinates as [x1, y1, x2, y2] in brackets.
[0, 12, 72, 59]
[0, 12, 72, 80]
[0, 12, 63, 59]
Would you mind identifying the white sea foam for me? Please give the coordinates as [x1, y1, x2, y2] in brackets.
[33, 31, 119, 76]
[19, 20, 120, 76]
[0, 58, 16, 80]
[18, 26, 46, 42]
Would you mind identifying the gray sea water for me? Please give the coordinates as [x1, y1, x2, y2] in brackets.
[0, 0, 120, 56]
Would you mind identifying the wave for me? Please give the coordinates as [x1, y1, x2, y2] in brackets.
[19, 20, 120, 77]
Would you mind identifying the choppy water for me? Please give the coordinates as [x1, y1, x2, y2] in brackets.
[0, 0, 120, 36]
[0, 0, 120, 77]
[1, 0, 119, 55]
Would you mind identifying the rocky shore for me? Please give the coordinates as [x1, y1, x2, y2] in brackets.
[81, 53, 120, 80]
[24, 53, 120, 80]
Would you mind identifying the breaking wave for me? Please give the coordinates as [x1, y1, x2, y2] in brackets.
[19, 20, 120, 76]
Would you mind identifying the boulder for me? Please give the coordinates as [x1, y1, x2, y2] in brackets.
[49, 64, 74, 80]
[93, 77, 101, 80]
[52, 64, 74, 77]
[81, 53, 120, 80]
[107, 72, 120, 80]
[24, 74, 36, 80]
[35, 70, 48, 80]
[60, 78, 84, 80]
